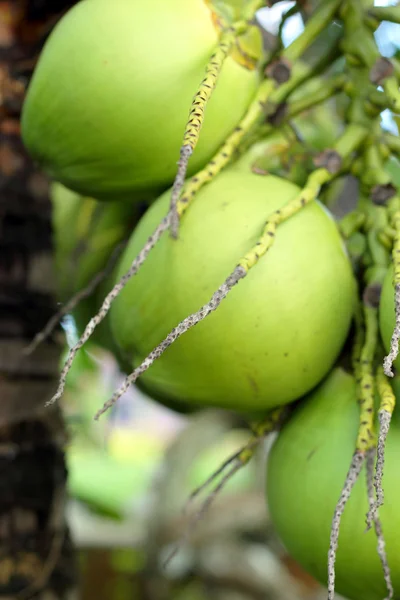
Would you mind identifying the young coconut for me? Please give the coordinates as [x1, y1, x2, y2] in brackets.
[21, 0, 261, 201]
[51, 183, 139, 361]
[266, 367, 400, 600]
[109, 169, 356, 414]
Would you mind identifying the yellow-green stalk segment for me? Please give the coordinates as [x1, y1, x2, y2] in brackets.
[328, 300, 380, 600]
[384, 133, 400, 158]
[91, 125, 367, 420]
[327, 122, 393, 599]
[352, 297, 365, 382]
[374, 366, 396, 508]
[365, 444, 394, 600]
[171, 0, 345, 231]
[359, 147, 395, 591]
[175, 60, 332, 221]
[356, 304, 378, 455]
[384, 197, 400, 376]
[170, 21, 248, 237]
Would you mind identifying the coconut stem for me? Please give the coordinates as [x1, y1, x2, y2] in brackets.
[175, 78, 276, 218]
[327, 451, 365, 600]
[174, 60, 315, 223]
[23, 240, 127, 356]
[356, 305, 378, 455]
[237, 168, 332, 270]
[365, 447, 394, 600]
[170, 0, 343, 235]
[329, 301, 378, 599]
[367, 366, 396, 521]
[383, 208, 400, 377]
[170, 26, 243, 237]
[46, 215, 171, 406]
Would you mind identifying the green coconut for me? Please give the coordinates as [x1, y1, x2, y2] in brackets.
[267, 367, 400, 600]
[22, 0, 261, 201]
[110, 168, 356, 414]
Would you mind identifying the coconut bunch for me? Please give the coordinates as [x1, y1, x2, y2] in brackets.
[21, 0, 400, 599]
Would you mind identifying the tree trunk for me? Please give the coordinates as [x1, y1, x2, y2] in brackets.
[0, 3, 78, 598]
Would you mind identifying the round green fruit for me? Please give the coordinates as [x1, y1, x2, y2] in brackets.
[267, 368, 400, 600]
[51, 182, 138, 358]
[110, 169, 356, 414]
[379, 264, 399, 371]
[22, 0, 261, 201]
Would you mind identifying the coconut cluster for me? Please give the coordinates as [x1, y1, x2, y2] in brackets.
[21, 1, 400, 599]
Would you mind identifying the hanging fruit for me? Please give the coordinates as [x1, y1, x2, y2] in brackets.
[110, 168, 355, 413]
[21, 0, 400, 592]
[267, 368, 400, 600]
[21, 0, 262, 201]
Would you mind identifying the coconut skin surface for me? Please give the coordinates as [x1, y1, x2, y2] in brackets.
[21, 0, 260, 201]
[110, 170, 355, 413]
[267, 368, 400, 600]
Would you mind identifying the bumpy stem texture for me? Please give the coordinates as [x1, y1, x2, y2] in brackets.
[371, 366, 396, 517]
[94, 266, 246, 419]
[24, 241, 126, 356]
[327, 451, 365, 600]
[384, 209, 400, 376]
[176, 78, 276, 219]
[46, 215, 171, 406]
[328, 301, 378, 599]
[366, 448, 394, 600]
[172, 0, 344, 227]
[356, 305, 378, 454]
[238, 168, 331, 271]
[170, 26, 242, 236]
